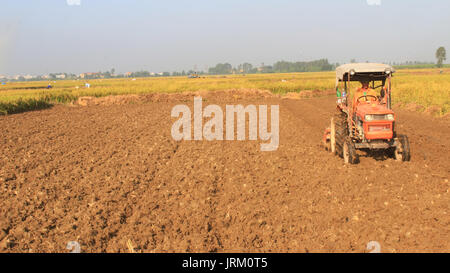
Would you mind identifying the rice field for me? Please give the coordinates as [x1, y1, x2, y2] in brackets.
[1, 69, 449, 115]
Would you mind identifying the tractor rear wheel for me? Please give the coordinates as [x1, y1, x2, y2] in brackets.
[343, 138, 359, 164]
[394, 135, 411, 162]
[333, 112, 348, 157]
[330, 118, 336, 154]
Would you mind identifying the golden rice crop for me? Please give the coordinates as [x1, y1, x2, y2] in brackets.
[1, 69, 449, 115]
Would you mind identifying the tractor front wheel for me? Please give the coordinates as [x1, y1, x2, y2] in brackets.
[394, 135, 411, 162]
[343, 138, 359, 164]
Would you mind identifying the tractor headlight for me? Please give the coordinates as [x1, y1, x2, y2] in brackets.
[386, 114, 394, 120]
[365, 114, 374, 121]
[365, 114, 394, 121]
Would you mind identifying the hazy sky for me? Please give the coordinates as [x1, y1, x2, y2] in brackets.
[0, 0, 449, 75]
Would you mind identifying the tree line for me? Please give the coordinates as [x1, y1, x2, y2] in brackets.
[207, 59, 335, 75]
[2, 47, 446, 82]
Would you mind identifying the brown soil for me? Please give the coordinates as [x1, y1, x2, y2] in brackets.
[402, 103, 425, 112]
[283, 90, 335, 100]
[0, 91, 449, 253]
[74, 89, 276, 107]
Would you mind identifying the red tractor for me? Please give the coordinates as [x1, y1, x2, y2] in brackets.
[323, 63, 410, 164]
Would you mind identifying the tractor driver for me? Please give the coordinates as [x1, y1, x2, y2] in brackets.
[352, 81, 378, 111]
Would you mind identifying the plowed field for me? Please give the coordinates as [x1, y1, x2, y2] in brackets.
[1, 91, 449, 253]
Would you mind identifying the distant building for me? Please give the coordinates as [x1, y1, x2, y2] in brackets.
[124, 72, 132, 77]
[56, 74, 66, 79]
[23, 75, 34, 80]
[79, 72, 102, 79]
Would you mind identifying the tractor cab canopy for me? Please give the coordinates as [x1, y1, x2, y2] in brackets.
[335, 63, 395, 87]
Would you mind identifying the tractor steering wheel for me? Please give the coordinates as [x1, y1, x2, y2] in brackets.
[357, 95, 378, 103]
